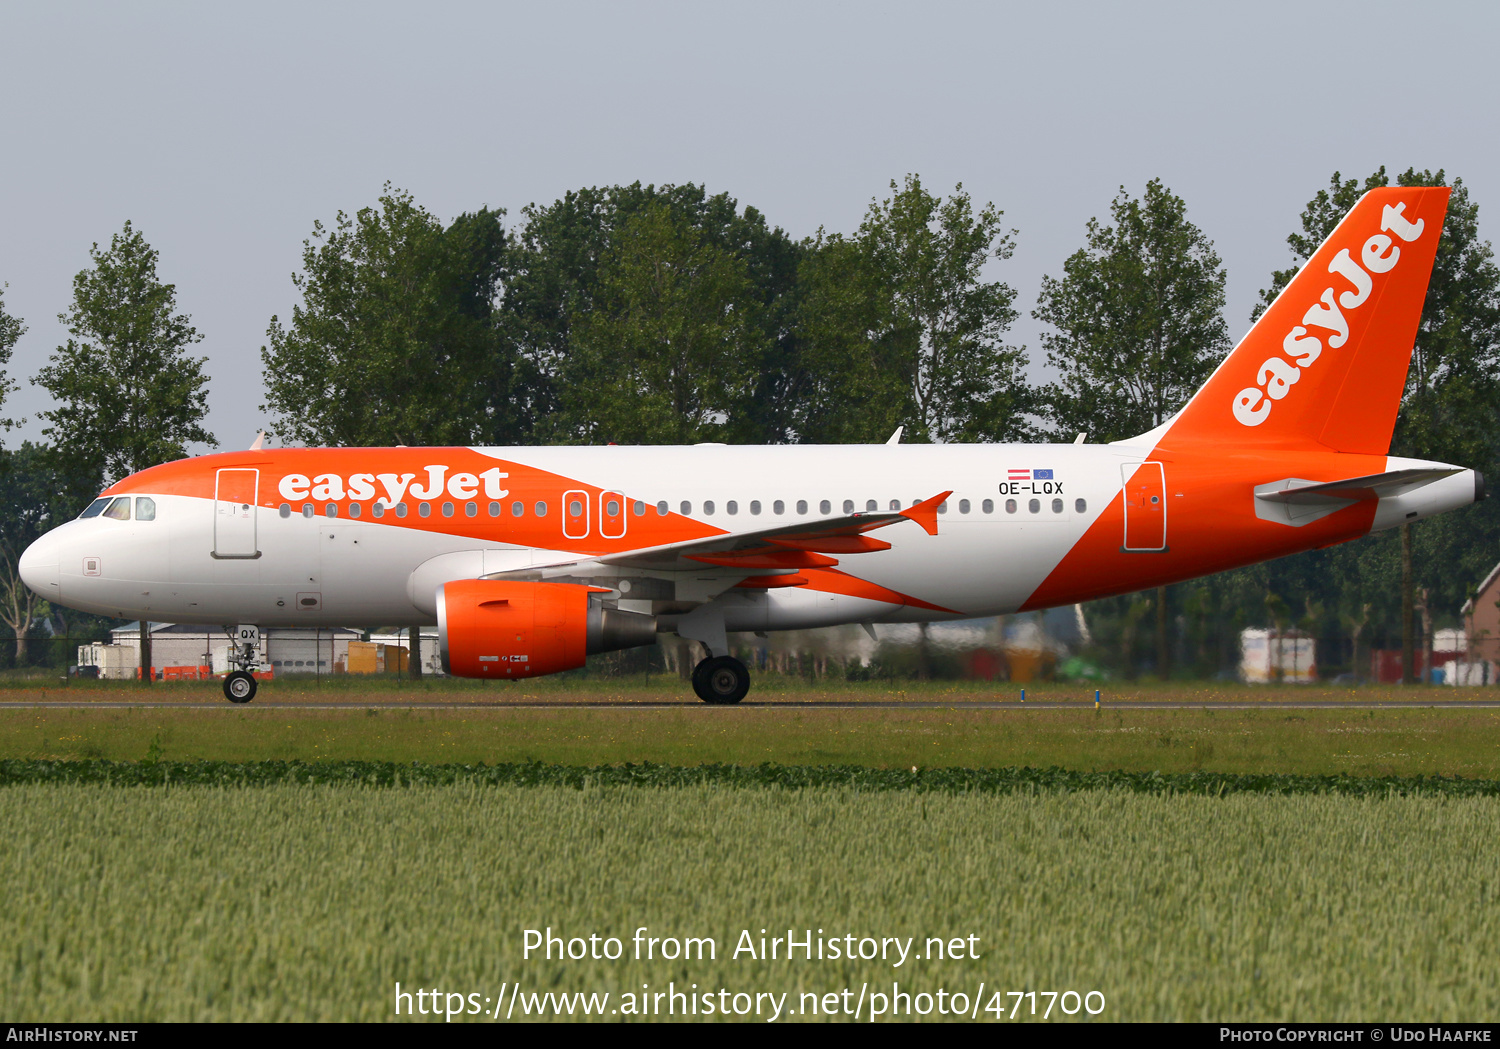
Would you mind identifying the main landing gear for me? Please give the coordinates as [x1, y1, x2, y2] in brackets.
[223, 671, 257, 704]
[692, 655, 750, 705]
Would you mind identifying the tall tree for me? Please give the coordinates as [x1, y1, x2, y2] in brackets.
[0, 442, 98, 662]
[557, 200, 766, 443]
[1036, 179, 1229, 678]
[0, 284, 20, 434]
[33, 221, 213, 484]
[261, 186, 512, 447]
[795, 176, 1030, 444]
[1035, 178, 1229, 443]
[1250, 169, 1392, 322]
[501, 182, 801, 443]
[35, 223, 214, 686]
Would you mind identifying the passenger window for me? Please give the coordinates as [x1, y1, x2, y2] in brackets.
[1028, 498, 1041, 514]
[348, 503, 362, 518]
[797, 500, 808, 515]
[750, 500, 761, 515]
[396, 503, 409, 518]
[937, 501, 948, 515]
[866, 500, 877, 512]
[279, 503, 291, 519]
[440, 502, 453, 517]
[302, 503, 315, 518]
[959, 499, 971, 514]
[418, 503, 431, 518]
[1052, 498, 1064, 514]
[325, 503, 338, 517]
[1075, 498, 1087, 513]
[726, 501, 737, 515]
[633, 500, 645, 516]
[889, 500, 901, 511]
[982, 499, 994, 513]
[773, 500, 785, 515]
[135, 497, 156, 521]
[103, 497, 131, 521]
[569, 499, 583, 517]
[703, 500, 715, 515]
[489, 501, 500, 517]
[465, 502, 478, 517]
[511, 501, 524, 517]
[373, 503, 386, 518]
[819, 500, 830, 515]
[842, 499, 854, 513]
[605, 498, 620, 516]
[656, 501, 668, 515]
[680, 501, 692, 515]
[1006, 499, 1017, 514]
[534, 501, 547, 517]
[79, 497, 111, 519]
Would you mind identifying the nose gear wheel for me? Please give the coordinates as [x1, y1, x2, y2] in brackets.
[223, 671, 257, 703]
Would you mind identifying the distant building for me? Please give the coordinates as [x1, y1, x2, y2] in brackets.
[1240, 628, 1316, 683]
[79, 623, 441, 679]
[1459, 560, 1500, 684]
[1368, 629, 1469, 684]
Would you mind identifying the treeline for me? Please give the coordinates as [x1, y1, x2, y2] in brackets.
[1, 169, 1497, 678]
[257, 177, 1036, 448]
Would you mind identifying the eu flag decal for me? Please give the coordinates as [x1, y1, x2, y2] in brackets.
[1033, 469, 1054, 480]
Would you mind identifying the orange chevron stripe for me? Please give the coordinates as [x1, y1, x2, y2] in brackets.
[799, 567, 960, 614]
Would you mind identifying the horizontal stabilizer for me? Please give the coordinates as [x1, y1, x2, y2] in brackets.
[1256, 468, 1462, 505]
[1253, 467, 1463, 528]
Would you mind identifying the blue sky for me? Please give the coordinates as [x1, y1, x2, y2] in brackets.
[2, 0, 1494, 449]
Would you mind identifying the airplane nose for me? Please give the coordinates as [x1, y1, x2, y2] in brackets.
[18, 534, 61, 602]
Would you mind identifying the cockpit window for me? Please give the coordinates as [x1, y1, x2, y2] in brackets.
[79, 497, 110, 519]
[135, 497, 156, 522]
[102, 497, 132, 521]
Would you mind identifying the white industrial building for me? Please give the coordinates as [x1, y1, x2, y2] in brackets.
[80, 623, 442, 679]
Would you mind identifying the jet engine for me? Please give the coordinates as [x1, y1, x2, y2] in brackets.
[437, 579, 657, 678]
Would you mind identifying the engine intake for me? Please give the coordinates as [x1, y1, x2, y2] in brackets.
[437, 579, 657, 679]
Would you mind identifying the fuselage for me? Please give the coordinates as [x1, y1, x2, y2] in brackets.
[17, 441, 1480, 636]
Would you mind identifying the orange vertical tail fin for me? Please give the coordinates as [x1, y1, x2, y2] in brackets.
[1160, 187, 1449, 454]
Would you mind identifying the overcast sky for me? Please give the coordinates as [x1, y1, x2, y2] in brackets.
[2, 0, 1495, 451]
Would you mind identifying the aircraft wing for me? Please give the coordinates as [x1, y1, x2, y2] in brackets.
[596, 490, 953, 572]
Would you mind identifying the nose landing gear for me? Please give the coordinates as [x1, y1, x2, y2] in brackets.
[221, 625, 263, 704]
[692, 655, 750, 704]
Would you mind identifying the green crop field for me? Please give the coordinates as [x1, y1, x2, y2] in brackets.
[2, 781, 1496, 1022]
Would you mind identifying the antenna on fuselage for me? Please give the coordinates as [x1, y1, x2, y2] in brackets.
[886, 426, 903, 445]
[249, 431, 267, 451]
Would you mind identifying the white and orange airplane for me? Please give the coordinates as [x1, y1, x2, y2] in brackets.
[18, 187, 1482, 703]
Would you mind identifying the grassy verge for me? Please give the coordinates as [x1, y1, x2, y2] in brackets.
[4, 782, 1496, 1021]
[3, 758, 1498, 796]
[6, 706, 1500, 777]
[0, 671, 1489, 704]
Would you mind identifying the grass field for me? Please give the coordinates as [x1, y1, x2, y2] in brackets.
[8, 678, 1497, 1023]
[6, 705, 1500, 777]
[3, 781, 1496, 1022]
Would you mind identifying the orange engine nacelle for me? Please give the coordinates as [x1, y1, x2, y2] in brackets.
[437, 579, 657, 679]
